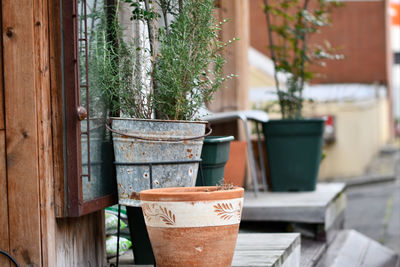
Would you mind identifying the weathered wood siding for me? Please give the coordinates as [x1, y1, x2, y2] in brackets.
[56, 211, 106, 267]
[0, 4, 3, 131]
[0, 131, 9, 267]
[35, 0, 57, 265]
[2, 0, 43, 264]
[0, 7, 10, 266]
[1, 0, 106, 266]
[49, 0, 67, 218]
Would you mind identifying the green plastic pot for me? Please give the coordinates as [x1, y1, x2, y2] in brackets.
[262, 119, 325, 192]
[196, 136, 234, 186]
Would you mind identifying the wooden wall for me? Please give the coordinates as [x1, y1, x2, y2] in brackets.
[0, 0, 106, 266]
[0, 5, 10, 265]
[55, 212, 105, 267]
[209, 0, 249, 113]
[207, 0, 250, 139]
[2, 0, 46, 264]
[48, 0, 67, 217]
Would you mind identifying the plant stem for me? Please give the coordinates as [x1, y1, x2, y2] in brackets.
[144, 0, 155, 57]
[178, 0, 183, 13]
[160, 0, 169, 34]
[144, 0, 156, 117]
[263, 0, 285, 118]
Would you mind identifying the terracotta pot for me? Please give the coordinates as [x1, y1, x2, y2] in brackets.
[224, 141, 247, 187]
[140, 186, 244, 267]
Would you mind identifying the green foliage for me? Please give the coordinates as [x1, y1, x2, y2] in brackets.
[85, 1, 152, 118]
[124, 0, 161, 21]
[152, 0, 232, 120]
[263, 0, 343, 119]
[87, 0, 232, 120]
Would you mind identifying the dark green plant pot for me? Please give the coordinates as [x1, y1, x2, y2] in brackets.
[262, 119, 325, 192]
[196, 136, 234, 186]
[126, 207, 155, 265]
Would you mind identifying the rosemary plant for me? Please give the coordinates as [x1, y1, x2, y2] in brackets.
[87, 0, 153, 119]
[152, 0, 229, 120]
[89, 0, 232, 120]
[263, 0, 342, 119]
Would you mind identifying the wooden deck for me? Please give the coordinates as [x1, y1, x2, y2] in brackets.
[232, 233, 300, 267]
[109, 233, 301, 267]
[108, 183, 400, 267]
[242, 183, 346, 241]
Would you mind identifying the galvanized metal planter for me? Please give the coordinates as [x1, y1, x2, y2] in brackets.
[81, 119, 116, 202]
[110, 118, 207, 207]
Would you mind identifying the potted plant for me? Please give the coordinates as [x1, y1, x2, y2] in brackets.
[140, 185, 244, 266]
[101, 0, 233, 205]
[91, 0, 233, 263]
[262, 0, 342, 191]
[195, 136, 234, 186]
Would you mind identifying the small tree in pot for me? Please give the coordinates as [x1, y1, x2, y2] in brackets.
[261, 0, 342, 191]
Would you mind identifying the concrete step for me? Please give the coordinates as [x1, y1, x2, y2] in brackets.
[316, 230, 400, 267]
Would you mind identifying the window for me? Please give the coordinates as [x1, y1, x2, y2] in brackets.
[60, 0, 117, 217]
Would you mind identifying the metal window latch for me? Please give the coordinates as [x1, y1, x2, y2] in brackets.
[77, 106, 87, 121]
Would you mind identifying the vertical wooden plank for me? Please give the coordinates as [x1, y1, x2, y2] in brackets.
[0, 60, 3, 130]
[35, 0, 57, 265]
[209, 0, 249, 112]
[0, 131, 10, 267]
[233, 0, 249, 112]
[207, 0, 249, 142]
[56, 211, 106, 267]
[0, 7, 10, 266]
[0, 3, 4, 131]
[2, 0, 42, 265]
[48, 0, 66, 218]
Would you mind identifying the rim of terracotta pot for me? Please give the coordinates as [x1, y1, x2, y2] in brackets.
[140, 186, 244, 202]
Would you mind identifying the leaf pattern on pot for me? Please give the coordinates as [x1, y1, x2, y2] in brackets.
[142, 203, 176, 226]
[159, 207, 176, 225]
[142, 203, 154, 222]
[214, 202, 241, 221]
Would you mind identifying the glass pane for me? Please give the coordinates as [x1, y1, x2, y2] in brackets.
[78, 0, 116, 202]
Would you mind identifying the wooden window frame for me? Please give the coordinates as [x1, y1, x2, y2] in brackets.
[60, 0, 117, 217]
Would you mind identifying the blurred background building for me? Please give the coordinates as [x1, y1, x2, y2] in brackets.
[247, 0, 395, 180]
[391, 0, 400, 135]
